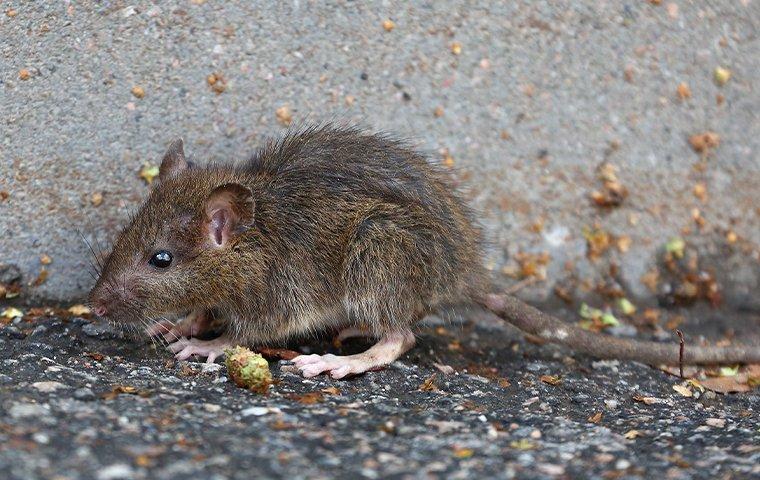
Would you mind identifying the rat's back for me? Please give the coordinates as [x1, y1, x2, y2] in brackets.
[239, 125, 486, 337]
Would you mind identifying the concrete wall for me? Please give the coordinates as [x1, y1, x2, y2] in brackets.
[2, 1, 758, 309]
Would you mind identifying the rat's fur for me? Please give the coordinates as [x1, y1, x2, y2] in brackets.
[91, 125, 486, 345]
[91, 124, 760, 368]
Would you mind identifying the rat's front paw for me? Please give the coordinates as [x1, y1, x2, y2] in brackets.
[147, 309, 210, 343]
[169, 335, 233, 363]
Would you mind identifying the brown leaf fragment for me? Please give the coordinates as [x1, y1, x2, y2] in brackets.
[632, 395, 659, 405]
[539, 375, 561, 386]
[588, 412, 603, 423]
[275, 105, 292, 126]
[688, 132, 720, 153]
[256, 348, 300, 360]
[288, 392, 324, 404]
[321, 386, 341, 396]
[676, 82, 691, 100]
[419, 374, 439, 392]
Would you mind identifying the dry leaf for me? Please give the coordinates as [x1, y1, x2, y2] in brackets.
[588, 412, 603, 423]
[632, 395, 659, 405]
[139, 164, 160, 184]
[2, 307, 23, 319]
[672, 384, 692, 397]
[539, 375, 561, 386]
[688, 132, 720, 153]
[713, 67, 731, 86]
[452, 447, 473, 458]
[275, 105, 292, 126]
[419, 374, 439, 392]
[624, 429, 642, 439]
[68, 304, 91, 316]
[288, 392, 324, 404]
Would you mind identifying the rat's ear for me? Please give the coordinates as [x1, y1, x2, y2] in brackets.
[159, 138, 188, 181]
[204, 183, 255, 248]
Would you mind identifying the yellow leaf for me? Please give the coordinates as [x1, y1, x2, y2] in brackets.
[672, 384, 692, 397]
[68, 304, 91, 316]
[453, 447, 474, 458]
[2, 307, 23, 319]
[139, 164, 160, 184]
[540, 375, 561, 386]
[509, 439, 536, 450]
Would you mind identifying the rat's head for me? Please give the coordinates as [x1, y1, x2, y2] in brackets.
[89, 139, 256, 328]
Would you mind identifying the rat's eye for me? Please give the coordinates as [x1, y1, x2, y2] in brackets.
[149, 250, 173, 268]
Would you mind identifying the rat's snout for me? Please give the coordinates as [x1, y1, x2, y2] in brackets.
[92, 304, 108, 317]
[89, 281, 135, 320]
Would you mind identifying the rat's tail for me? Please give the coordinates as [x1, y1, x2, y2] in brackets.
[477, 293, 760, 365]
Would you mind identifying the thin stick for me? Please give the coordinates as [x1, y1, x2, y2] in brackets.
[676, 330, 685, 378]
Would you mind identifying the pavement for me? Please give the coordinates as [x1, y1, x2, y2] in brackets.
[2, 0, 760, 307]
[1, 305, 758, 480]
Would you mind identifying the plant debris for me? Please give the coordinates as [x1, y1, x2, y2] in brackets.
[224, 346, 272, 394]
[713, 67, 731, 86]
[139, 164, 160, 184]
[275, 105, 293, 126]
[688, 132, 720, 154]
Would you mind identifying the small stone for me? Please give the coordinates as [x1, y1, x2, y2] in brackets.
[450, 41, 462, 55]
[615, 459, 631, 470]
[32, 381, 66, 392]
[82, 322, 117, 339]
[74, 387, 96, 401]
[705, 418, 726, 428]
[9, 402, 49, 419]
[19, 68, 31, 80]
[97, 463, 134, 480]
[91, 192, 103, 206]
[201, 363, 222, 374]
[203, 403, 221, 413]
[131, 85, 145, 99]
[382, 19, 395, 32]
[240, 406, 276, 417]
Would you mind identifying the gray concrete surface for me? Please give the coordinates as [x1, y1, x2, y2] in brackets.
[1, 1, 759, 307]
[1, 307, 759, 480]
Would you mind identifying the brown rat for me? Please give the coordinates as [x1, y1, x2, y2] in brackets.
[89, 125, 760, 378]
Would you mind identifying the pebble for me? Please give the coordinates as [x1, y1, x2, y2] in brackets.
[32, 381, 66, 392]
[201, 363, 223, 374]
[82, 322, 117, 338]
[9, 402, 49, 418]
[74, 387, 96, 401]
[97, 463, 134, 480]
[240, 406, 279, 417]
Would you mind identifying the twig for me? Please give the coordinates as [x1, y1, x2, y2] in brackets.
[505, 277, 540, 295]
[676, 330, 685, 378]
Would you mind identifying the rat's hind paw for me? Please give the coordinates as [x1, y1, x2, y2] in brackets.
[169, 335, 233, 363]
[292, 329, 416, 379]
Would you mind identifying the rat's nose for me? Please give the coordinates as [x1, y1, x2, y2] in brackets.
[93, 305, 108, 317]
